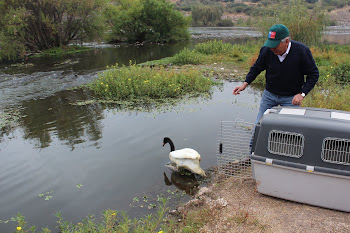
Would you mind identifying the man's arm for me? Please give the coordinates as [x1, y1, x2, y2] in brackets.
[233, 47, 267, 95]
[301, 47, 319, 95]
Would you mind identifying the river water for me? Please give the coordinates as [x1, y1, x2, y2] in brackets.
[0, 26, 348, 232]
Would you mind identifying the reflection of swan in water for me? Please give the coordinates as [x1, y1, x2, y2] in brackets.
[163, 172, 199, 196]
[162, 137, 206, 176]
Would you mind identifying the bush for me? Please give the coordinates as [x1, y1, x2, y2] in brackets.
[0, 0, 106, 59]
[332, 63, 350, 82]
[217, 18, 234, 26]
[106, 0, 190, 43]
[226, 3, 254, 14]
[191, 4, 223, 26]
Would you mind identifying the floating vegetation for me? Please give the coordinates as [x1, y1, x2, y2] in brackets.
[0, 108, 22, 131]
[86, 62, 221, 103]
[10, 62, 34, 68]
[38, 191, 54, 201]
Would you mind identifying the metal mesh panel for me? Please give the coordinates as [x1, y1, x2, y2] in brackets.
[268, 130, 304, 158]
[216, 119, 254, 178]
[322, 137, 350, 165]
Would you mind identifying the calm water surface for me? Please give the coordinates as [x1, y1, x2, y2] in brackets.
[0, 26, 348, 232]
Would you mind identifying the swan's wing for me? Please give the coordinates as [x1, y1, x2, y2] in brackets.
[169, 148, 200, 160]
[169, 154, 206, 176]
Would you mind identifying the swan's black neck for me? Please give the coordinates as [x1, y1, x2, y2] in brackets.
[164, 138, 175, 152]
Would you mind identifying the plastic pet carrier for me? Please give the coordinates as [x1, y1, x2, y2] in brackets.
[251, 107, 350, 212]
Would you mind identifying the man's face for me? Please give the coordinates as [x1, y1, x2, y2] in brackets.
[270, 38, 289, 55]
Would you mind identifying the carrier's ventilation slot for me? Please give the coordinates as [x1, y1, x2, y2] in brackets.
[322, 137, 350, 165]
[268, 130, 304, 158]
[216, 119, 254, 178]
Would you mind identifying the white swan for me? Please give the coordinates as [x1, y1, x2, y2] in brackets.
[162, 137, 206, 176]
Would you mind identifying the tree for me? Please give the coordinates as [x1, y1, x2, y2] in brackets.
[105, 0, 191, 43]
[0, 0, 107, 60]
[191, 3, 223, 26]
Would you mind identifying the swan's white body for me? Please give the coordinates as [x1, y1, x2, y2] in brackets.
[169, 148, 206, 176]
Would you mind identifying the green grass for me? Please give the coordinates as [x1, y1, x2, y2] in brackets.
[86, 62, 219, 102]
[6, 198, 174, 233]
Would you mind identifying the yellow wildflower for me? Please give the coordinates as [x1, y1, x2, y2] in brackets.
[158, 231, 163, 233]
[112, 213, 116, 216]
[101, 82, 103, 85]
[106, 84, 108, 87]
[17, 227, 22, 231]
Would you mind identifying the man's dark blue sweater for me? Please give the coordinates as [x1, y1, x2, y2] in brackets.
[245, 40, 319, 96]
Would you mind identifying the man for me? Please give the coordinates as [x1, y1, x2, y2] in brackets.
[233, 24, 319, 124]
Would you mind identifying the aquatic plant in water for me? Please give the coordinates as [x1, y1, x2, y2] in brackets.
[0, 108, 21, 131]
[86, 62, 219, 103]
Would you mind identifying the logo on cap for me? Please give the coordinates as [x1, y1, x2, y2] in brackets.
[268, 31, 276, 39]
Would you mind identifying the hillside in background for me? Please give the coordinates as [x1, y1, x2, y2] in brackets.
[169, 0, 350, 26]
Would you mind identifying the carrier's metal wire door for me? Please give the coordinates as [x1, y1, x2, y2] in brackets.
[216, 119, 254, 178]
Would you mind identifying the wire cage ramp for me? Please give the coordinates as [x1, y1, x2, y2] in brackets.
[216, 119, 254, 178]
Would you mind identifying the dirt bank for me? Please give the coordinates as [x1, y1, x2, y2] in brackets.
[171, 173, 350, 232]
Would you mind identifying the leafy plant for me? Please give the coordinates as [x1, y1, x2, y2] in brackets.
[0, 0, 107, 60]
[105, 0, 191, 43]
[332, 63, 350, 82]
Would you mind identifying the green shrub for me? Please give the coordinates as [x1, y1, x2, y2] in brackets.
[191, 3, 223, 26]
[217, 18, 234, 27]
[105, 0, 191, 43]
[332, 63, 350, 82]
[0, 0, 106, 57]
[226, 3, 254, 15]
